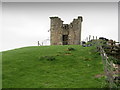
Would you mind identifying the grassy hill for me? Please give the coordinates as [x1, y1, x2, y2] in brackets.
[2, 45, 106, 88]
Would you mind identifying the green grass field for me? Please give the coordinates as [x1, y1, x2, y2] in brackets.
[2, 45, 106, 88]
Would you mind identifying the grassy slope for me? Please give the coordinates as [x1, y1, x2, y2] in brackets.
[2, 45, 105, 88]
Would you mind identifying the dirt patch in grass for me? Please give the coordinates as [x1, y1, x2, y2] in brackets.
[64, 53, 72, 55]
[95, 73, 105, 78]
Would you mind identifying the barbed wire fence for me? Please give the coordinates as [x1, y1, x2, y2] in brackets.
[37, 38, 50, 46]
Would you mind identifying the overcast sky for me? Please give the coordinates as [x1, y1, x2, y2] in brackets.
[1, 2, 118, 51]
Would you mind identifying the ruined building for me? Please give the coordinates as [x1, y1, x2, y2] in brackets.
[50, 16, 83, 45]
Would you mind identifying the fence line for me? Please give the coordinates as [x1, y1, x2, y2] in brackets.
[96, 41, 119, 88]
[83, 37, 120, 88]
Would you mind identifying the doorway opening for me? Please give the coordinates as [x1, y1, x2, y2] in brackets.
[63, 35, 68, 45]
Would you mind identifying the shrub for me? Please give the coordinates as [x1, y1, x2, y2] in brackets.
[39, 56, 56, 61]
[67, 47, 75, 51]
[108, 56, 119, 64]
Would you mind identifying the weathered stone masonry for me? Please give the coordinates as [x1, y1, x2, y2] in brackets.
[50, 16, 83, 45]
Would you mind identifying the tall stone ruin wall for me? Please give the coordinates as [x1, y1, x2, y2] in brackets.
[50, 16, 83, 45]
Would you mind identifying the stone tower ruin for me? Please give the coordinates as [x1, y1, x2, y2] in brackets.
[50, 16, 83, 45]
